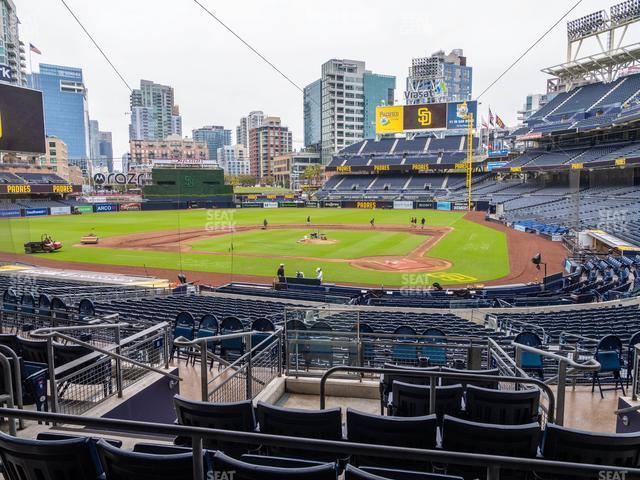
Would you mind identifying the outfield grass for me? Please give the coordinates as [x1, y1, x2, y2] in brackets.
[191, 229, 428, 259]
[0, 209, 509, 286]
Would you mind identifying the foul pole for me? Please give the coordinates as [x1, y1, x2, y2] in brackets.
[466, 112, 473, 211]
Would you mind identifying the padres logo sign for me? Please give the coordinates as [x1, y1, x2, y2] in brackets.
[417, 107, 432, 127]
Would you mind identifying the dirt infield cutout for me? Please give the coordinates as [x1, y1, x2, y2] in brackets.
[85, 223, 454, 273]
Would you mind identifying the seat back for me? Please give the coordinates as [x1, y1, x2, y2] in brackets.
[514, 331, 544, 369]
[440, 367, 500, 389]
[251, 317, 275, 351]
[543, 423, 640, 467]
[465, 385, 540, 425]
[256, 402, 342, 460]
[37, 294, 51, 316]
[421, 328, 447, 366]
[173, 395, 256, 455]
[213, 451, 337, 480]
[2, 290, 18, 312]
[628, 331, 640, 371]
[97, 439, 194, 480]
[20, 293, 36, 314]
[220, 316, 244, 353]
[17, 337, 48, 364]
[78, 298, 96, 319]
[51, 297, 68, 319]
[173, 312, 195, 341]
[597, 335, 623, 373]
[345, 465, 464, 480]
[0, 430, 99, 480]
[346, 409, 437, 467]
[392, 381, 463, 420]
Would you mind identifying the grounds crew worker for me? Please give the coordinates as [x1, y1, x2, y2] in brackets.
[263, 218, 268, 229]
[277, 264, 285, 282]
[316, 267, 323, 282]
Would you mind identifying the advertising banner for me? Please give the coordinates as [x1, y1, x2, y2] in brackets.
[453, 202, 473, 211]
[119, 203, 141, 211]
[416, 201, 435, 209]
[305, 201, 320, 208]
[75, 205, 94, 213]
[322, 201, 342, 208]
[436, 201, 452, 211]
[240, 202, 263, 208]
[488, 149, 510, 158]
[94, 204, 118, 213]
[263, 202, 279, 209]
[25, 208, 48, 217]
[446, 101, 478, 129]
[49, 206, 71, 216]
[376, 101, 476, 134]
[280, 201, 302, 208]
[393, 200, 414, 210]
[487, 161, 509, 171]
[375, 105, 404, 134]
[0, 209, 21, 218]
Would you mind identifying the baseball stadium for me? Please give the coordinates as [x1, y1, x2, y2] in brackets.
[3, 2, 640, 480]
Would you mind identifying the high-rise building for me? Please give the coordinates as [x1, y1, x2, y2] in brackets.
[0, 0, 26, 86]
[39, 136, 69, 180]
[28, 63, 90, 172]
[129, 80, 180, 140]
[518, 92, 559, 122]
[272, 151, 321, 190]
[89, 119, 113, 172]
[193, 126, 232, 161]
[405, 49, 472, 105]
[171, 105, 182, 136]
[303, 79, 321, 149]
[236, 111, 264, 148]
[217, 144, 249, 176]
[129, 135, 208, 170]
[249, 116, 292, 180]
[316, 59, 396, 163]
[363, 72, 395, 139]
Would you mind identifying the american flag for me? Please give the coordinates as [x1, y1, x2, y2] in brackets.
[29, 43, 42, 55]
[488, 108, 495, 126]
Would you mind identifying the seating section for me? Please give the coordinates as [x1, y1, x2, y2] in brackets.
[0, 172, 25, 184]
[14, 172, 67, 184]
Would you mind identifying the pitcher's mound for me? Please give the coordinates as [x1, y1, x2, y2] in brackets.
[297, 238, 338, 245]
[351, 256, 452, 273]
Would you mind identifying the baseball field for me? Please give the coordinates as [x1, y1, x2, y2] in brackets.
[0, 208, 566, 286]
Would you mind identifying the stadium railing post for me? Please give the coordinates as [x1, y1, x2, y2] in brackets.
[191, 435, 204, 480]
[277, 330, 283, 377]
[115, 325, 123, 398]
[163, 324, 171, 370]
[487, 464, 501, 480]
[556, 360, 568, 426]
[245, 334, 253, 400]
[429, 378, 437, 415]
[46, 337, 58, 420]
[200, 342, 208, 402]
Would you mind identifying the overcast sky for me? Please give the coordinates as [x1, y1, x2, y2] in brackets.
[16, 0, 624, 168]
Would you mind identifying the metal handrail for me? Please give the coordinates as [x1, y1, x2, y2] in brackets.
[1, 407, 637, 480]
[30, 323, 180, 382]
[319, 365, 556, 422]
[512, 341, 601, 372]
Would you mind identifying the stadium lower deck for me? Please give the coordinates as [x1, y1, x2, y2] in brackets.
[1, 264, 640, 479]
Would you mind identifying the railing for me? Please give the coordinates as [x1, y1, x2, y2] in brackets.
[1, 407, 637, 480]
[491, 314, 547, 342]
[319, 364, 555, 420]
[30, 322, 177, 416]
[174, 328, 283, 403]
[512, 340, 601, 426]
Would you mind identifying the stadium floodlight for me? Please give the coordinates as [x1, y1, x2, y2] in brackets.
[567, 10, 608, 40]
[611, 0, 640, 25]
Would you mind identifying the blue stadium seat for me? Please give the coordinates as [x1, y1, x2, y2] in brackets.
[0, 430, 100, 480]
[513, 331, 544, 379]
[592, 334, 625, 398]
[212, 451, 338, 480]
[97, 439, 196, 480]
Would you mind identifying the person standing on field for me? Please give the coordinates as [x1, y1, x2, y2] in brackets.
[421, 217, 426, 229]
[370, 218, 375, 229]
[263, 218, 268, 229]
[316, 267, 323, 282]
[277, 264, 285, 282]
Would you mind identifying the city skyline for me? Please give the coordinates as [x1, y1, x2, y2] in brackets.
[11, 0, 615, 169]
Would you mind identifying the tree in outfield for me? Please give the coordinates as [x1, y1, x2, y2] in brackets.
[225, 175, 240, 187]
[301, 164, 323, 187]
[237, 174, 257, 187]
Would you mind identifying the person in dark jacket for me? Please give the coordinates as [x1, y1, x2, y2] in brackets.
[277, 264, 285, 282]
